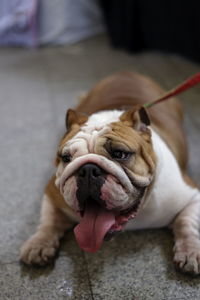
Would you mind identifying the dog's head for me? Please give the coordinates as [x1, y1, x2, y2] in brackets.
[55, 106, 156, 252]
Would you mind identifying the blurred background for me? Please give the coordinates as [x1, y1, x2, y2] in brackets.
[1, 1, 200, 300]
[1, 0, 200, 62]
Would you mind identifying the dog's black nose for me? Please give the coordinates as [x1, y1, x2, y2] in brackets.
[76, 163, 106, 211]
[77, 163, 103, 181]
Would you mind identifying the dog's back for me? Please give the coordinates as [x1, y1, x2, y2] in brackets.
[76, 71, 187, 171]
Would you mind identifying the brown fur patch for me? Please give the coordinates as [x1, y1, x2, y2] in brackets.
[55, 127, 80, 165]
[120, 106, 150, 128]
[55, 119, 88, 166]
[46, 176, 72, 211]
[93, 121, 156, 179]
[66, 109, 88, 131]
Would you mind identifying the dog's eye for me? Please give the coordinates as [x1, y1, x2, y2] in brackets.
[61, 153, 71, 163]
[111, 150, 132, 160]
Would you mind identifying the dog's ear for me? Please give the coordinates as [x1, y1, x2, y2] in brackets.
[138, 107, 151, 127]
[120, 106, 150, 131]
[65, 109, 88, 131]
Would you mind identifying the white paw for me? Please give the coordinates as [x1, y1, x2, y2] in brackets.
[20, 233, 59, 266]
[174, 240, 200, 275]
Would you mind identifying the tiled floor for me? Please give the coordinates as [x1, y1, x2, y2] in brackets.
[1, 35, 200, 300]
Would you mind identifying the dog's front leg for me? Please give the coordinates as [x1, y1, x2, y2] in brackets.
[173, 194, 200, 274]
[20, 194, 74, 266]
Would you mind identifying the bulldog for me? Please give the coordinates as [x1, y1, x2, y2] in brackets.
[20, 71, 200, 274]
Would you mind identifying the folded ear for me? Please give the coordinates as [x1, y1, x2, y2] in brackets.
[65, 109, 88, 131]
[138, 107, 150, 126]
[120, 106, 150, 131]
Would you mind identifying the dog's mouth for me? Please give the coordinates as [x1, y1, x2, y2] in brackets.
[60, 158, 149, 253]
[74, 196, 142, 253]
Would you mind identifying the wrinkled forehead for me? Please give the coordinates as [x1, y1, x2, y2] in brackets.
[60, 110, 124, 154]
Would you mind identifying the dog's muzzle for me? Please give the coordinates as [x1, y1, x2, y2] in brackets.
[57, 154, 151, 253]
[76, 163, 106, 213]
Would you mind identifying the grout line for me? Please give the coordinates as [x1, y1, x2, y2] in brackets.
[82, 252, 95, 300]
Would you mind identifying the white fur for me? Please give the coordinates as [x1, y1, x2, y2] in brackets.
[62, 110, 123, 157]
[82, 110, 123, 133]
[125, 129, 199, 230]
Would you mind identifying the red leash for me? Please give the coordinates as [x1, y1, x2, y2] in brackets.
[143, 72, 200, 109]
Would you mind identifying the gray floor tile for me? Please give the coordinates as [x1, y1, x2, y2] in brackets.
[85, 230, 200, 300]
[0, 254, 92, 300]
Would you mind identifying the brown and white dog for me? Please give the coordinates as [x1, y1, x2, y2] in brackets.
[20, 72, 200, 274]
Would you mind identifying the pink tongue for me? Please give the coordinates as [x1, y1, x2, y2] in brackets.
[74, 202, 115, 253]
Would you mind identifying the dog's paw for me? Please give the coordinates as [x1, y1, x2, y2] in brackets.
[173, 240, 200, 275]
[20, 233, 59, 266]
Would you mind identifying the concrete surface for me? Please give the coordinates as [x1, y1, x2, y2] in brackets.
[1, 35, 200, 300]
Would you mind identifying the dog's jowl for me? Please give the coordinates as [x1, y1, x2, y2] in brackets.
[20, 72, 200, 275]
